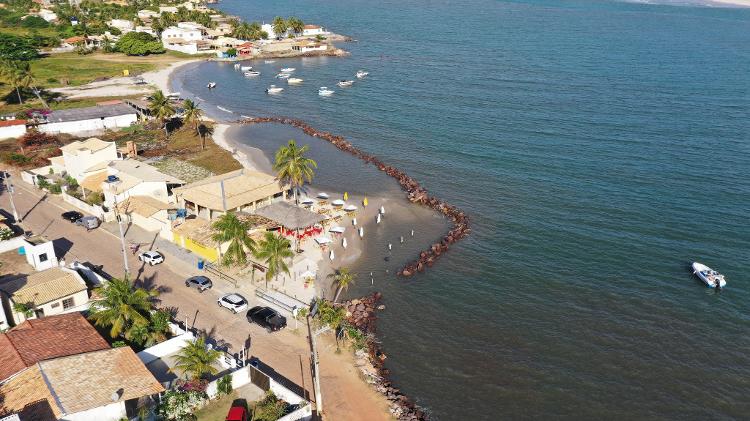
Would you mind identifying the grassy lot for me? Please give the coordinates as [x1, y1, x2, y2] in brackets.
[30, 53, 158, 88]
[1, 95, 141, 116]
[195, 392, 237, 421]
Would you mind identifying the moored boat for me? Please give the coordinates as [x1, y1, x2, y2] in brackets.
[692, 262, 726, 288]
[276, 73, 291, 79]
[287, 78, 304, 84]
[240, 65, 253, 71]
[266, 85, 284, 94]
[244, 71, 260, 77]
[356, 70, 369, 78]
[318, 87, 335, 96]
[207, 82, 217, 89]
[280, 67, 296, 73]
[337, 80, 354, 87]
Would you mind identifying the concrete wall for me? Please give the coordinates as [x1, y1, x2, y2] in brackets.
[61, 191, 107, 220]
[39, 114, 137, 137]
[137, 331, 195, 365]
[0, 125, 26, 140]
[63, 400, 126, 421]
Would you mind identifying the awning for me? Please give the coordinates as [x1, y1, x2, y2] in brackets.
[254, 201, 325, 230]
[315, 237, 332, 245]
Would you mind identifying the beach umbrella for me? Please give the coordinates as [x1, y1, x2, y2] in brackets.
[315, 236, 333, 245]
[342, 238, 348, 248]
[332, 199, 345, 206]
[359, 227, 364, 238]
[317, 192, 330, 199]
[344, 205, 357, 212]
[352, 218, 357, 226]
[329, 250, 335, 260]
[363, 197, 368, 207]
[329, 226, 345, 234]
[344, 192, 349, 201]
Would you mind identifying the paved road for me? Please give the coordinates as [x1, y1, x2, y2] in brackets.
[1, 174, 390, 421]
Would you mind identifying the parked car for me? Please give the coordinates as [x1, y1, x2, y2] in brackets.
[138, 251, 164, 266]
[75, 216, 100, 230]
[61, 211, 83, 223]
[217, 293, 248, 314]
[225, 400, 248, 421]
[185, 275, 212, 292]
[246, 306, 287, 332]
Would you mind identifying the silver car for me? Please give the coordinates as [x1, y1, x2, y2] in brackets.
[185, 276, 212, 292]
[217, 293, 248, 314]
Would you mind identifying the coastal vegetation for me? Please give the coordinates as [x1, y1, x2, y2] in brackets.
[273, 139, 317, 205]
[149, 89, 176, 136]
[115, 31, 164, 55]
[254, 232, 293, 288]
[328, 267, 357, 303]
[172, 335, 221, 380]
[211, 212, 256, 267]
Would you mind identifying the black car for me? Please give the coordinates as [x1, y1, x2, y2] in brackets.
[61, 211, 83, 222]
[246, 306, 287, 332]
[185, 276, 213, 292]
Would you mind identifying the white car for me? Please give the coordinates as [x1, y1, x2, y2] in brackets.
[217, 293, 248, 314]
[138, 251, 164, 266]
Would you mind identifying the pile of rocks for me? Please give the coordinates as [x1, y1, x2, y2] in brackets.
[341, 293, 429, 420]
[241, 117, 471, 278]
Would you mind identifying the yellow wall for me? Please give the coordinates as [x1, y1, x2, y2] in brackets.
[172, 233, 219, 263]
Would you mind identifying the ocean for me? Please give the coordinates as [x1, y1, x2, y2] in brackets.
[171, 0, 750, 418]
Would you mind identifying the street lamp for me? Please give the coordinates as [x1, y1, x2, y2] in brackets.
[1, 172, 20, 222]
[106, 179, 129, 277]
[307, 301, 329, 416]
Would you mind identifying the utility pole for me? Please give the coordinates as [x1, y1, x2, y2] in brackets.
[310, 320, 323, 415]
[2, 172, 20, 222]
[108, 181, 129, 277]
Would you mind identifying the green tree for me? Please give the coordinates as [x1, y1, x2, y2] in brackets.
[88, 277, 158, 341]
[115, 31, 164, 55]
[172, 336, 221, 380]
[251, 391, 288, 421]
[271, 16, 287, 38]
[273, 139, 317, 205]
[328, 267, 357, 303]
[0, 60, 27, 105]
[197, 122, 213, 150]
[0, 33, 38, 61]
[181, 98, 202, 134]
[287, 17, 304, 35]
[149, 89, 175, 136]
[217, 374, 233, 396]
[254, 232, 292, 288]
[129, 309, 172, 347]
[12, 302, 34, 319]
[211, 212, 256, 267]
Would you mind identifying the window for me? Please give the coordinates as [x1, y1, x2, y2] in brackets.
[62, 297, 74, 310]
[38, 253, 48, 262]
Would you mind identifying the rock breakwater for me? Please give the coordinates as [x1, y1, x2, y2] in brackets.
[240, 117, 471, 277]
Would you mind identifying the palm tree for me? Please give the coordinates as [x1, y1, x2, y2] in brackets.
[172, 336, 221, 380]
[211, 212, 256, 267]
[198, 123, 214, 150]
[181, 99, 203, 134]
[254, 232, 292, 288]
[274, 139, 317, 205]
[248, 22, 262, 39]
[328, 267, 357, 303]
[14, 61, 49, 109]
[149, 90, 175, 137]
[272, 16, 287, 38]
[88, 277, 158, 340]
[232, 21, 253, 40]
[129, 310, 172, 347]
[287, 17, 304, 35]
[0, 60, 25, 105]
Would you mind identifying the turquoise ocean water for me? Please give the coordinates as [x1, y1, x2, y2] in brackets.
[172, 0, 750, 418]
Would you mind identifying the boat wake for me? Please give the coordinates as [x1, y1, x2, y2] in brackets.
[217, 106, 234, 113]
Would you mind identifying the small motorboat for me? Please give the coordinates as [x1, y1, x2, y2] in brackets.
[356, 70, 369, 79]
[692, 262, 726, 288]
[240, 65, 253, 71]
[276, 73, 291, 79]
[207, 82, 217, 89]
[318, 87, 335, 96]
[266, 85, 284, 94]
[337, 80, 354, 87]
[280, 67, 296, 73]
[233, 63, 241, 70]
[265, 60, 276, 64]
[244, 71, 260, 77]
[287, 78, 304, 84]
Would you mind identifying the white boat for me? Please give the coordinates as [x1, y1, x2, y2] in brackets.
[343, 205, 357, 212]
[317, 192, 330, 199]
[266, 85, 284, 94]
[318, 87, 335, 96]
[207, 82, 217, 89]
[280, 67, 296, 73]
[276, 73, 290, 79]
[240, 65, 253, 71]
[233, 63, 241, 69]
[692, 262, 726, 288]
[287, 78, 304, 84]
[265, 60, 276, 64]
[331, 199, 345, 206]
[337, 80, 354, 87]
[244, 71, 260, 77]
[356, 70, 369, 79]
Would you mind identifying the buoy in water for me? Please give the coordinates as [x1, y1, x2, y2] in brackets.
[376, 214, 381, 224]
[400, 236, 404, 243]
[410, 229, 414, 236]
[352, 218, 357, 226]
[359, 227, 364, 238]
[388, 243, 392, 250]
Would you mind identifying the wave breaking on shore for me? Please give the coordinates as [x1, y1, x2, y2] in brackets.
[238, 116, 472, 278]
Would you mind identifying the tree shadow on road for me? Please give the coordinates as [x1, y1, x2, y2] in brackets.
[52, 238, 74, 259]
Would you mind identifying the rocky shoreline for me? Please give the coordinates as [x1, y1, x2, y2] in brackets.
[239, 117, 471, 277]
[342, 293, 428, 420]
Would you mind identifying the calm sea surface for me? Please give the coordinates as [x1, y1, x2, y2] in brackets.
[172, 0, 750, 418]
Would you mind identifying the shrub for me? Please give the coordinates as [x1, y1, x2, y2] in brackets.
[36, 177, 50, 189]
[0, 33, 39, 60]
[217, 374, 232, 396]
[251, 391, 288, 421]
[17, 130, 59, 154]
[4, 153, 32, 165]
[49, 183, 62, 194]
[0, 228, 14, 241]
[85, 191, 104, 206]
[115, 32, 164, 56]
[20, 16, 50, 29]
[157, 389, 206, 421]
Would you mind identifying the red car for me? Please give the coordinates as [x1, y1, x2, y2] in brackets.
[225, 404, 248, 421]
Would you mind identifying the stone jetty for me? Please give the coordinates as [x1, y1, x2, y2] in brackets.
[341, 293, 429, 420]
[240, 117, 471, 277]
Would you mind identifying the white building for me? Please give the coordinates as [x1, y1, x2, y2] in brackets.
[108, 18, 134, 33]
[37, 9, 58, 22]
[102, 159, 184, 206]
[302, 24, 329, 37]
[0, 120, 27, 140]
[49, 137, 119, 182]
[137, 9, 160, 20]
[39, 103, 138, 136]
[161, 25, 205, 54]
[294, 40, 328, 53]
[135, 25, 156, 36]
[159, 5, 179, 13]
[0, 267, 89, 325]
[261, 23, 285, 39]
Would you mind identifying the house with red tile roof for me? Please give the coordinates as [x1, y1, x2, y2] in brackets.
[0, 312, 110, 382]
